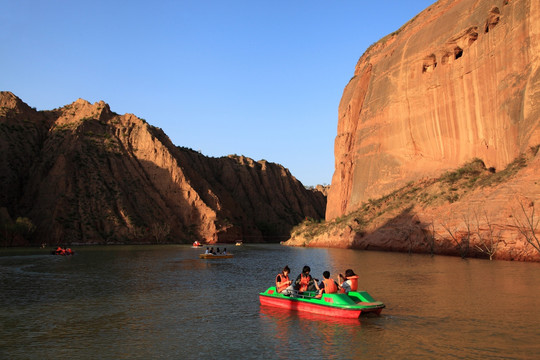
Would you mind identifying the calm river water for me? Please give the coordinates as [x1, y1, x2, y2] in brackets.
[1, 244, 539, 359]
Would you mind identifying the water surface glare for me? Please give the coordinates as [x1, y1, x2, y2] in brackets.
[1, 244, 539, 359]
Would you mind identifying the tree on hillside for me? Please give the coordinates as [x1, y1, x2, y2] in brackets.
[473, 211, 504, 260]
[150, 222, 171, 243]
[422, 220, 436, 256]
[513, 201, 540, 254]
[0, 217, 35, 246]
[441, 213, 472, 259]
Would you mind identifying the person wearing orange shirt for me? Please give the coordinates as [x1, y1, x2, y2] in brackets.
[315, 271, 339, 298]
[294, 265, 317, 292]
[338, 269, 359, 293]
[275, 265, 293, 295]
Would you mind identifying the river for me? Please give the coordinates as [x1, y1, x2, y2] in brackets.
[1, 244, 539, 359]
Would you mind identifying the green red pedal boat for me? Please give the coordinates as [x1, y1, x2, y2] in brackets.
[199, 253, 234, 259]
[259, 287, 385, 319]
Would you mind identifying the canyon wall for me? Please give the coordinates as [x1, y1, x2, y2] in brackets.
[0, 92, 325, 245]
[327, 0, 540, 219]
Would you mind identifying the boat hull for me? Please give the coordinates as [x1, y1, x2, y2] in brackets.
[199, 253, 234, 259]
[259, 287, 384, 319]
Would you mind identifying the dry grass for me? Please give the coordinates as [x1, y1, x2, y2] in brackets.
[291, 146, 539, 244]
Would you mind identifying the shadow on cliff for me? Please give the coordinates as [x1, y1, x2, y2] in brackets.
[122, 158, 206, 243]
[351, 206, 445, 255]
[1, 107, 326, 246]
[136, 158, 319, 244]
[17, 148, 317, 246]
[26, 157, 211, 246]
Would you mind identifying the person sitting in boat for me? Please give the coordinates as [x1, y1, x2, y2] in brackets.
[65, 248, 73, 255]
[55, 246, 65, 255]
[315, 271, 339, 298]
[216, 247, 221, 254]
[294, 265, 317, 292]
[276, 265, 293, 296]
[338, 269, 359, 293]
[205, 247, 210, 254]
[222, 248, 227, 255]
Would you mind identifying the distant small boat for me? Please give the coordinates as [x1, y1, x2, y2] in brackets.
[235, 241, 243, 246]
[199, 253, 234, 259]
[51, 247, 74, 256]
[192, 241, 203, 247]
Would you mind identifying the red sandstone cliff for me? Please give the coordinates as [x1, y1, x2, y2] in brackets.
[284, 0, 540, 261]
[328, 0, 540, 219]
[0, 92, 326, 245]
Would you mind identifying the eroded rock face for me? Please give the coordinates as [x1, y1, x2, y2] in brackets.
[327, 0, 540, 219]
[0, 92, 326, 245]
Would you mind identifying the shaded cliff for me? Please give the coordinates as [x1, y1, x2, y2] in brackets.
[328, 0, 540, 219]
[0, 92, 326, 245]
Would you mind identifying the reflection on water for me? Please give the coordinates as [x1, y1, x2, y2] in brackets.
[260, 305, 362, 359]
[1, 244, 539, 359]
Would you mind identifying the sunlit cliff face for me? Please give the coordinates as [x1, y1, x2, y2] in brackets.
[327, 0, 540, 219]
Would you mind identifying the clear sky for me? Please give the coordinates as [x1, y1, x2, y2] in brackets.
[1, 0, 435, 187]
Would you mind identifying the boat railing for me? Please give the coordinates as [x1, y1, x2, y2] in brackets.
[290, 290, 318, 299]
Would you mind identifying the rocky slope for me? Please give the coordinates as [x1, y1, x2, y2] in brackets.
[327, 0, 540, 219]
[286, 147, 540, 261]
[0, 92, 326, 246]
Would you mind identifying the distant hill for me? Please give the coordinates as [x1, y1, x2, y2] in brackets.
[0, 91, 326, 246]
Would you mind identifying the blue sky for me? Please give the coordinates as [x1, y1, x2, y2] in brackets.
[1, 0, 435, 186]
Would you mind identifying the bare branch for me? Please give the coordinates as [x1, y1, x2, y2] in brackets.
[422, 220, 436, 256]
[461, 213, 472, 258]
[513, 201, 540, 253]
[473, 210, 504, 260]
[150, 222, 171, 243]
[441, 220, 470, 259]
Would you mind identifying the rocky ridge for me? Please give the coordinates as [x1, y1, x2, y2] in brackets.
[0, 91, 326, 245]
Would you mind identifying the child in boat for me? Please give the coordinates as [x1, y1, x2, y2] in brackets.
[275, 265, 293, 295]
[315, 271, 339, 298]
[294, 265, 317, 292]
[338, 269, 359, 293]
